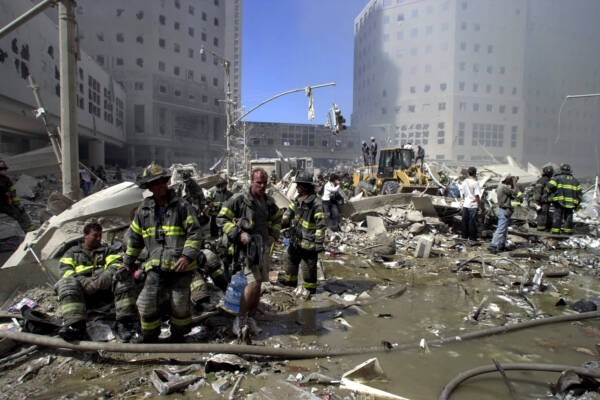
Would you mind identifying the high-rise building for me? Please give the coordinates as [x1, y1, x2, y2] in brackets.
[75, 0, 242, 169]
[0, 1, 127, 166]
[352, 0, 600, 174]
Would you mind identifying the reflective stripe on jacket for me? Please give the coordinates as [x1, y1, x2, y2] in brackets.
[217, 189, 282, 243]
[282, 194, 326, 251]
[59, 244, 122, 279]
[124, 189, 202, 272]
[545, 173, 582, 209]
[207, 187, 233, 216]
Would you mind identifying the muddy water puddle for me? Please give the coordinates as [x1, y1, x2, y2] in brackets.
[7, 250, 600, 399]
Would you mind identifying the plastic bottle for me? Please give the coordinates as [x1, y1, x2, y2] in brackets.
[223, 270, 247, 313]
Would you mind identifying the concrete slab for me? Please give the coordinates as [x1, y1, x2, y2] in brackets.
[411, 197, 438, 217]
[366, 216, 387, 237]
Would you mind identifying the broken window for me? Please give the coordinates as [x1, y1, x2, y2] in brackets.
[20, 44, 29, 61]
[159, 15, 166, 25]
[158, 61, 165, 72]
[96, 55, 104, 65]
[174, 66, 180, 76]
[159, 84, 166, 93]
[136, 58, 143, 67]
[213, 77, 218, 86]
[136, 11, 144, 20]
[0, 49, 7, 63]
[214, 17, 219, 26]
[188, 48, 194, 58]
[174, 43, 180, 53]
[137, 36, 144, 44]
[159, 38, 166, 48]
[202, 12, 207, 21]
[188, 27, 194, 37]
[174, 22, 180, 30]
[116, 33, 124, 43]
[116, 9, 124, 16]
[189, 5, 195, 15]
[213, 37, 219, 47]
[11, 38, 18, 54]
[201, 32, 207, 41]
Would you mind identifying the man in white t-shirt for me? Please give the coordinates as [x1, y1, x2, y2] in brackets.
[322, 174, 344, 231]
[459, 166, 483, 241]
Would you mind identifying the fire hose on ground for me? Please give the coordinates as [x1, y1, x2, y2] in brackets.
[0, 311, 598, 360]
[439, 363, 600, 400]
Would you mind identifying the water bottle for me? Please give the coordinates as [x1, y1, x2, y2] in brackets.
[224, 270, 247, 313]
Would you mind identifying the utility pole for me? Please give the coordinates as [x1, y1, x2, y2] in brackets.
[58, 0, 80, 200]
[0, 0, 81, 200]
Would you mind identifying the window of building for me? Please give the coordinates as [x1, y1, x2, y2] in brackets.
[425, 64, 432, 72]
[500, 66, 506, 74]
[97, 33, 104, 42]
[200, 74, 206, 82]
[187, 70, 194, 80]
[410, 86, 416, 93]
[96, 55, 104, 66]
[174, 43, 180, 53]
[136, 58, 143, 67]
[159, 15, 166, 25]
[116, 98, 124, 127]
[213, 55, 219, 65]
[461, 22, 467, 30]
[381, 107, 387, 115]
[174, 21, 180, 30]
[511, 126, 518, 147]
[202, 12, 207, 21]
[487, 45, 493, 54]
[397, 13, 404, 22]
[201, 53, 207, 62]
[188, 27, 194, 37]
[384, 15, 390, 24]
[116, 33, 124, 42]
[458, 122, 465, 145]
[472, 83, 479, 92]
[213, 37, 219, 47]
[486, 84, 492, 93]
[411, 28, 418, 37]
[214, 0, 219, 5]
[425, 45, 432, 53]
[459, 102, 466, 111]
[474, 23, 480, 31]
[116, 8, 124, 16]
[427, 5, 433, 14]
[486, 104, 493, 112]
[408, 105, 416, 112]
[188, 48, 194, 58]
[174, 89, 181, 97]
[459, 62, 466, 71]
[159, 84, 167, 94]
[213, 77, 218, 86]
[473, 103, 479, 111]
[174, 66, 180, 76]
[136, 35, 143, 44]
[440, 83, 447, 91]
[439, 102, 446, 110]
[134, 81, 143, 90]
[498, 105, 505, 113]
[512, 106, 519, 114]
[441, 22, 449, 31]
[134, 104, 144, 133]
[426, 25, 433, 35]
[437, 130, 445, 144]
[201, 32, 207, 42]
[158, 61, 165, 71]
[214, 17, 219, 26]
[397, 31, 404, 40]
[459, 81, 465, 91]
[512, 87, 517, 95]
[174, 0, 180, 8]
[460, 41, 466, 51]
[202, 95, 208, 103]
[412, 8, 418, 17]
[382, 89, 387, 97]
[88, 75, 101, 117]
[383, 34, 390, 42]
[116, 57, 124, 66]
[474, 43, 480, 52]
[159, 38, 166, 48]
[189, 5, 194, 15]
[424, 84, 431, 92]
[486, 65, 493, 74]
[473, 63, 479, 73]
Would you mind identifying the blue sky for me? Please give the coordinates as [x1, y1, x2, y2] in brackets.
[241, 0, 369, 126]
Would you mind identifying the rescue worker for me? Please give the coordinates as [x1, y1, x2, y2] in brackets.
[361, 141, 369, 166]
[415, 145, 425, 168]
[57, 222, 137, 341]
[217, 168, 282, 343]
[532, 165, 554, 231]
[322, 174, 344, 231]
[0, 160, 34, 232]
[278, 172, 326, 294]
[545, 163, 582, 235]
[206, 176, 233, 238]
[459, 167, 483, 241]
[509, 176, 523, 207]
[369, 137, 378, 166]
[488, 174, 519, 253]
[113, 166, 123, 182]
[269, 173, 278, 186]
[177, 171, 207, 215]
[341, 173, 353, 197]
[438, 171, 450, 186]
[123, 162, 203, 343]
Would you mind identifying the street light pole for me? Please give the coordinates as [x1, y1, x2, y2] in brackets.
[200, 46, 234, 176]
[556, 93, 600, 144]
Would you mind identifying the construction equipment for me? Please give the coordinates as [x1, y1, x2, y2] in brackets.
[353, 147, 430, 196]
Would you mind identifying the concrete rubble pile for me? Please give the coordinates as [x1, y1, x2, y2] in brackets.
[0, 161, 599, 399]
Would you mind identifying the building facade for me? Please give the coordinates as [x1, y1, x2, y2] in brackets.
[244, 122, 359, 170]
[75, 0, 242, 169]
[352, 0, 600, 175]
[0, 1, 127, 166]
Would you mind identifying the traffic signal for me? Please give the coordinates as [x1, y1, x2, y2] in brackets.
[331, 104, 347, 135]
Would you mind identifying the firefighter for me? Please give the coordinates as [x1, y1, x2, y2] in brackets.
[509, 176, 523, 207]
[123, 162, 203, 343]
[177, 170, 207, 215]
[0, 160, 34, 232]
[545, 163, 582, 235]
[57, 222, 137, 341]
[361, 141, 369, 166]
[206, 176, 233, 238]
[278, 171, 326, 295]
[217, 168, 282, 343]
[532, 165, 554, 231]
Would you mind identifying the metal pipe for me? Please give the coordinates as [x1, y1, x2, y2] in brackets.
[0, 0, 57, 40]
[58, 0, 80, 200]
